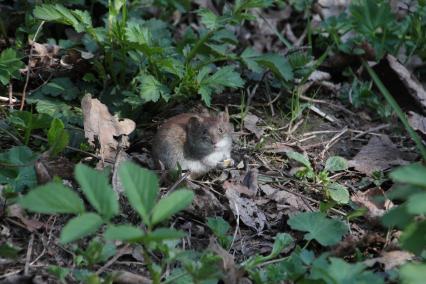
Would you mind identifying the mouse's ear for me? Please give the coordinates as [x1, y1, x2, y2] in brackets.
[187, 116, 201, 131]
[218, 111, 229, 122]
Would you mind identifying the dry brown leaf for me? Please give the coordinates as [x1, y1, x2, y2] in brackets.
[112, 150, 131, 195]
[408, 111, 426, 138]
[348, 135, 411, 175]
[113, 271, 152, 284]
[208, 237, 246, 284]
[34, 152, 74, 185]
[7, 204, 44, 232]
[30, 42, 61, 69]
[364, 250, 414, 271]
[224, 170, 266, 232]
[260, 184, 311, 212]
[316, 0, 350, 19]
[351, 187, 394, 219]
[81, 94, 136, 165]
[243, 114, 265, 139]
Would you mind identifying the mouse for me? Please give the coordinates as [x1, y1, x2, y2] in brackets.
[152, 111, 233, 177]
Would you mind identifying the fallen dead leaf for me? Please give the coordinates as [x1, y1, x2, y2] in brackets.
[112, 150, 131, 195]
[224, 170, 266, 232]
[348, 135, 411, 175]
[351, 187, 394, 220]
[208, 237, 246, 284]
[82, 94, 136, 166]
[113, 271, 152, 284]
[364, 250, 414, 271]
[408, 111, 426, 138]
[30, 41, 61, 70]
[260, 184, 311, 212]
[34, 152, 74, 185]
[316, 0, 350, 19]
[243, 113, 265, 139]
[7, 204, 44, 232]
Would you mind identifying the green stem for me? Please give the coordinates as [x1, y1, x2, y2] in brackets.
[142, 246, 161, 284]
[363, 60, 426, 160]
[184, 30, 215, 65]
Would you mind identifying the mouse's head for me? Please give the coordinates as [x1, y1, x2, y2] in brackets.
[186, 112, 232, 158]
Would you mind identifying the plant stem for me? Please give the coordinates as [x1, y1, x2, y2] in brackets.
[184, 30, 215, 65]
[142, 245, 161, 284]
[363, 60, 426, 160]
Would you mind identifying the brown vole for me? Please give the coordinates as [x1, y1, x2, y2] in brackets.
[152, 111, 233, 176]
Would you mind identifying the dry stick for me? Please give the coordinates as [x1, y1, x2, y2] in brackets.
[166, 171, 191, 194]
[8, 83, 13, 110]
[300, 94, 356, 116]
[351, 124, 390, 140]
[96, 244, 130, 275]
[320, 127, 348, 159]
[20, 21, 45, 110]
[229, 201, 240, 253]
[24, 234, 35, 275]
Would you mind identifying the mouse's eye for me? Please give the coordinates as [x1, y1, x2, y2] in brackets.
[202, 129, 208, 135]
[218, 127, 223, 134]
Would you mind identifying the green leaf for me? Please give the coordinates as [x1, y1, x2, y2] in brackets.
[286, 151, 312, 168]
[35, 77, 79, 101]
[198, 8, 220, 30]
[287, 212, 348, 246]
[207, 217, 231, 237]
[137, 75, 170, 103]
[151, 189, 194, 226]
[270, 233, 294, 258]
[33, 4, 93, 33]
[0, 146, 37, 192]
[48, 118, 70, 156]
[9, 111, 52, 130]
[201, 66, 245, 89]
[324, 156, 348, 172]
[126, 22, 152, 45]
[381, 205, 413, 229]
[75, 164, 119, 220]
[0, 48, 24, 85]
[144, 228, 186, 242]
[406, 192, 426, 214]
[240, 48, 263, 73]
[19, 182, 85, 214]
[60, 213, 103, 244]
[255, 53, 293, 81]
[400, 220, 426, 255]
[104, 225, 144, 241]
[327, 183, 350, 204]
[118, 161, 158, 225]
[400, 263, 426, 284]
[0, 243, 21, 259]
[390, 164, 426, 188]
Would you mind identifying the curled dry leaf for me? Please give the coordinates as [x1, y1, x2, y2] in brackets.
[7, 204, 44, 232]
[224, 169, 266, 232]
[81, 94, 136, 165]
[243, 113, 265, 139]
[364, 250, 414, 271]
[348, 135, 412, 175]
[351, 187, 394, 220]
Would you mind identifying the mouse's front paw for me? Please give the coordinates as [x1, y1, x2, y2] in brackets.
[218, 158, 234, 168]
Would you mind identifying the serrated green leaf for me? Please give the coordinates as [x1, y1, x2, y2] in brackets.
[144, 228, 186, 242]
[0, 243, 21, 259]
[327, 183, 350, 204]
[118, 161, 158, 226]
[0, 146, 37, 192]
[400, 220, 426, 255]
[151, 189, 194, 225]
[37, 77, 79, 101]
[255, 53, 293, 81]
[286, 151, 312, 168]
[48, 118, 69, 156]
[75, 164, 119, 220]
[0, 48, 24, 85]
[270, 233, 294, 258]
[390, 164, 426, 188]
[287, 212, 348, 246]
[198, 8, 220, 30]
[60, 213, 103, 244]
[126, 22, 152, 45]
[324, 156, 348, 172]
[137, 75, 170, 102]
[19, 182, 85, 214]
[240, 48, 263, 73]
[202, 66, 245, 89]
[104, 225, 144, 241]
[406, 192, 426, 214]
[400, 263, 426, 284]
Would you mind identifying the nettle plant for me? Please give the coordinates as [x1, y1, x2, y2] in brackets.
[286, 151, 350, 206]
[31, 0, 297, 109]
[19, 161, 194, 283]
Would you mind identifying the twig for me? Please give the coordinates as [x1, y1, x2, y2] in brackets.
[351, 124, 390, 140]
[320, 127, 348, 159]
[96, 244, 130, 275]
[229, 201, 240, 252]
[167, 171, 190, 193]
[308, 105, 335, 123]
[20, 21, 45, 110]
[24, 234, 34, 275]
[8, 83, 14, 110]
